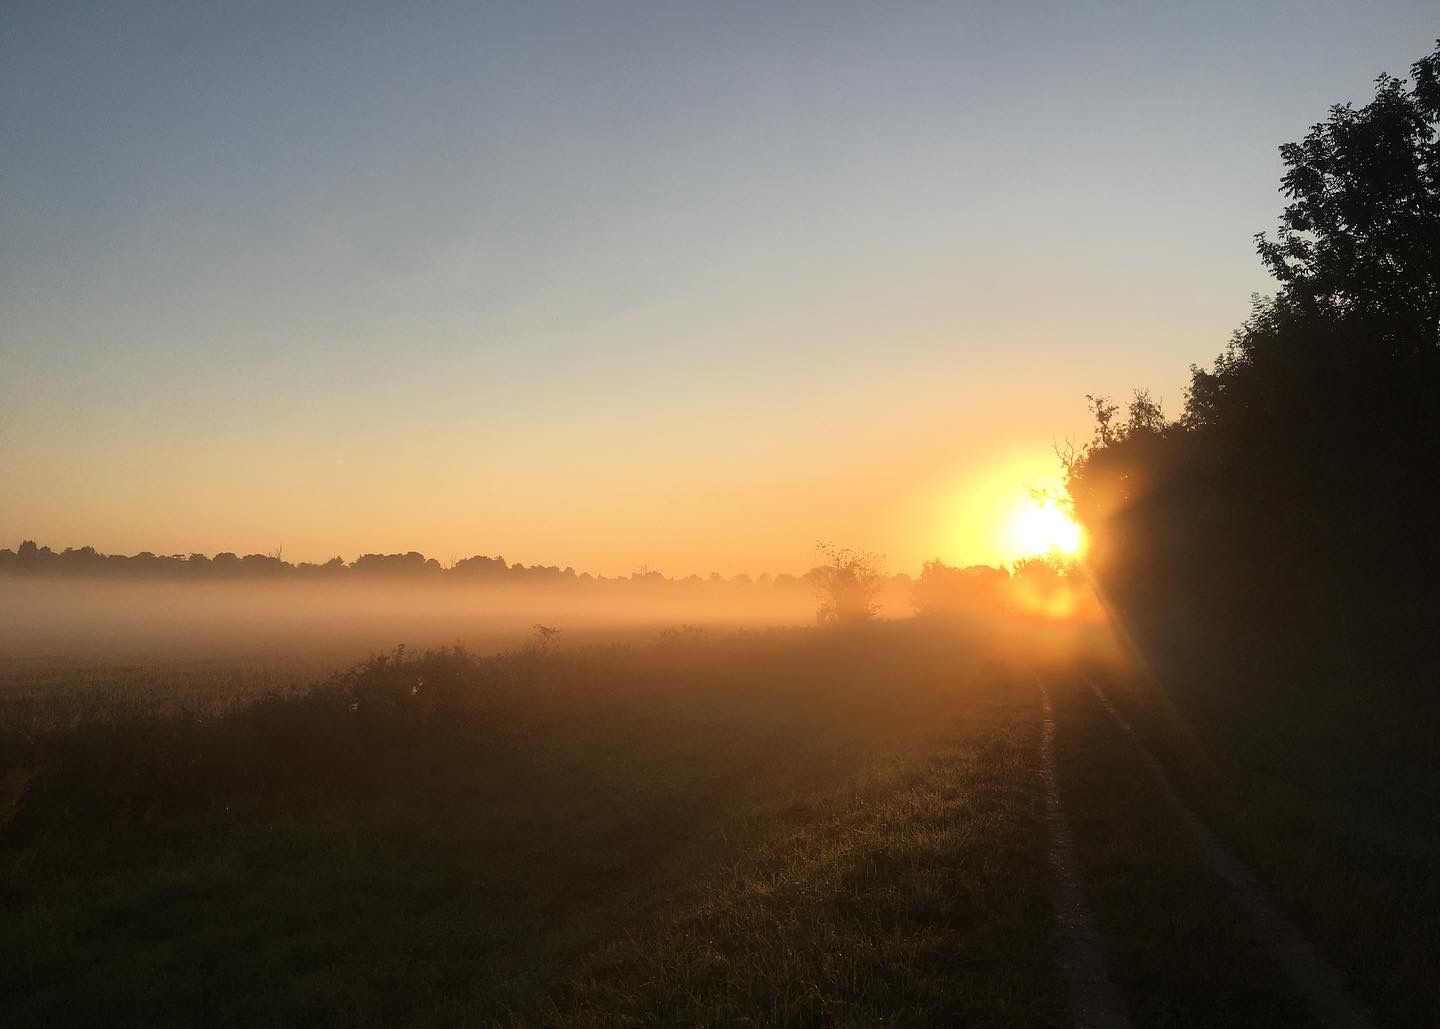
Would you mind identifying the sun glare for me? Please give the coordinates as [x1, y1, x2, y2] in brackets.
[1008, 499, 1085, 559]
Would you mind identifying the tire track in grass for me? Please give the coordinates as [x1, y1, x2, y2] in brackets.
[1086, 677, 1374, 1029]
[1037, 678, 1132, 1029]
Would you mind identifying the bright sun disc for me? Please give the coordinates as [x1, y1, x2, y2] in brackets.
[1009, 500, 1084, 558]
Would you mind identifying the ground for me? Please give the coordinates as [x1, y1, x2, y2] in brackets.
[1, 618, 1434, 1026]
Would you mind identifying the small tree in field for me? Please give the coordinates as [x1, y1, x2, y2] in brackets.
[529, 624, 562, 656]
[808, 543, 885, 626]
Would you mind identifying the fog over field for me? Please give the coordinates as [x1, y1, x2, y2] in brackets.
[0, 577, 849, 665]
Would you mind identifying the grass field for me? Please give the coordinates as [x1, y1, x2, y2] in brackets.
[2, 617, 1435, 1026]
[1085, 622, 1440, 1028]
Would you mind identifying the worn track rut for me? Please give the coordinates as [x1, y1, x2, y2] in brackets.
[1082, 677, 1374, 1029]
[1037, 678, 1132, 1029]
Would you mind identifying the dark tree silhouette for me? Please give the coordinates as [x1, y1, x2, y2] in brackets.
[1255, 49, 1440, 356]
[1067, 40, 1440, 666]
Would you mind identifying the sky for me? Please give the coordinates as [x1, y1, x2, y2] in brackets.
[3, 2, 1436, 576]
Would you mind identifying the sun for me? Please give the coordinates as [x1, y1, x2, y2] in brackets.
[1008, 498, 1085, 559]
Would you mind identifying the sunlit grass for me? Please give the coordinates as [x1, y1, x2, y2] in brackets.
[0, 621, 1082, 1027]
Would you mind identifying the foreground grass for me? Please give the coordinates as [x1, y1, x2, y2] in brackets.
[1079, 627, 1440, 1028]
[1, 622, 1068, 1027]
[1044, 669, 1312, 1026]
[1082, 659, 1440, 1029]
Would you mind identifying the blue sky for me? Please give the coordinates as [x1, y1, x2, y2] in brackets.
[3, 2, 1436, 573]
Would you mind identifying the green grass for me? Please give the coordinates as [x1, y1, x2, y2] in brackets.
[5, 616, 1437, 1026]
[1085, 641, 1440, 1028]
[1044, 668, 1312, 1026]
[1, 623, 1070, 1027]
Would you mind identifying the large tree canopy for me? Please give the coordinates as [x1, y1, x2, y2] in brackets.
[1067, 41, 1440, 653]
[1256, 44, 1440, 355]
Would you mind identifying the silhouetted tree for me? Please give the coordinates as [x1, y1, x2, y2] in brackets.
[809, 543, 885, 626]
[1067, 40, 1440, 663]
[1255, 49, 1440, 357]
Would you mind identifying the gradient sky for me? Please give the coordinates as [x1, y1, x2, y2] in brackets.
[3, 2, 1436, 575]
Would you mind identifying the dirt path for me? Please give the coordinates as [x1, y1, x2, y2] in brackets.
[1037, 678, 1132, 1029]
[1085, 677, 1374, 1029]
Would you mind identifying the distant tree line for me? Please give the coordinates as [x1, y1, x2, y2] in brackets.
[913, 555, 1097, 621]
[1065, 42, 1440, 667]
[0, 538, 904, 595]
